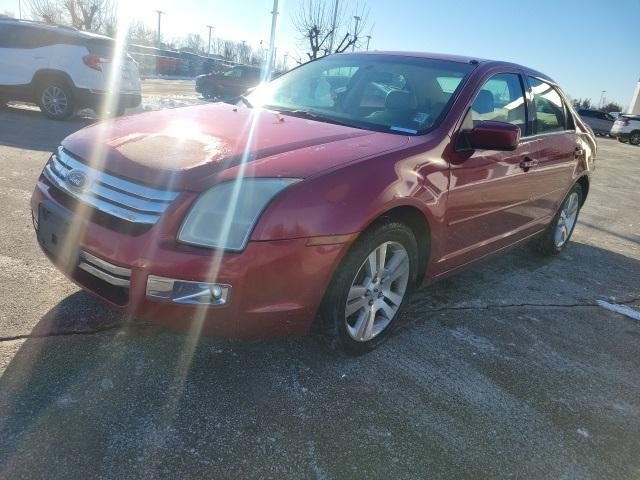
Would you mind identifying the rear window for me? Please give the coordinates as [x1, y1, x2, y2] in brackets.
[86, 38, 117, 57]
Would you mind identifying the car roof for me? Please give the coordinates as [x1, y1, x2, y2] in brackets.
[0, 18, 114, 42]
[338, 51, 555, 83]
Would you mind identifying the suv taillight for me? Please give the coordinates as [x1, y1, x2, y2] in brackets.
[617, 117, 630, 126]
[83, 54, 108, 71]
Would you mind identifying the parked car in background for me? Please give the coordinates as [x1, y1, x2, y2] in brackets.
[577, 109, 615, 136]
[32, 52, 595, 354]
[195, 65, 263, 100]
[0, 18, 141, 120]
[611, 114, 640, 145]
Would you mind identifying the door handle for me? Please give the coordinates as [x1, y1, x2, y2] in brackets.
[519, 157, 538, 171]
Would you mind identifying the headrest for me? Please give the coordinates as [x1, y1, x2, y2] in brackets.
[474, 89, 495, 114]
[385, 90, 416, 111]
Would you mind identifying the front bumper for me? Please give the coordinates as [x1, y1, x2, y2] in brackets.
[31, 178, 348, 337]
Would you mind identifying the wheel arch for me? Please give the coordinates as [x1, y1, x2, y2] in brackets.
[576, 175, 589, 206]
[356, 204, 432, 286]
[31, 69, 76, 97]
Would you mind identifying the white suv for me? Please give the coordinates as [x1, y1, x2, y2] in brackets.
[0, 19, 141, 120]
[610, 114, 640, 146]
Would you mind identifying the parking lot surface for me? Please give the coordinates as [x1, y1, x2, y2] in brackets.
[0, 90, 639, 479]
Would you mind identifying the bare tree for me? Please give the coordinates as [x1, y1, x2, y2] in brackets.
[222, 39, 238, 61]
[27, 0, 63, 24]
[127, 21, 155, 46]
[28, 0, 115, 33]
[180, 33, 205, 54]
[292, 0, 370, 61]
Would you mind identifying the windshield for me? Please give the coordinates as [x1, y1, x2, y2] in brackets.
[246, 54, 474, 134]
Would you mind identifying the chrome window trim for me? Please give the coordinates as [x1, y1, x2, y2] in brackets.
[43, 147, 179, 225]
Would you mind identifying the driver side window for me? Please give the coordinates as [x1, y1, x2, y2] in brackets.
[471, 73, 527, 135]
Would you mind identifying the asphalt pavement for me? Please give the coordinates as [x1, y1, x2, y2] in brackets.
[0, 91, 639, 479]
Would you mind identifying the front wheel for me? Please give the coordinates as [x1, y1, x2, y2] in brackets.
[317, 221, 418, 355]
[532, 183, 582, 255]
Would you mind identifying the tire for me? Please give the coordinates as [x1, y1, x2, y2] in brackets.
[532, 183, 582, 256]
[629, 131, 640, 146]
[37, 79, 75, 120]
[317, 220, 418, 355]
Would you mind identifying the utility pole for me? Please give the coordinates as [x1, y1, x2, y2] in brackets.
[155, 10, 165, 48]
[283, 52, 288, 71]
[328, 0, 339, 54]
[365, 35, 371, 51]
[18, 0, 22, 19]
[267, 0, 279, 72]
[599, 90, 607, 109]
[351, 16, 361, 52]
[206, 25, 214, 56]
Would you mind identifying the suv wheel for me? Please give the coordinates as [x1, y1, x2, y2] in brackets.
[317, 221, 418, 355]
[532, 183, 582, 255]
[629, 131, 640, 146]
[37, 81, 75, 120]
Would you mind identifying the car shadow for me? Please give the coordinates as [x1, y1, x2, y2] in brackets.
[0, 105, 93, 152]
[0, 242, 639, 478]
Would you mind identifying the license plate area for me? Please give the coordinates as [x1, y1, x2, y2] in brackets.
[38, 202, 79, 271]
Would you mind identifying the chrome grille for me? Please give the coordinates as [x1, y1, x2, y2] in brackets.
[43, 147, 179, 225]
[78, 251, 131, 287]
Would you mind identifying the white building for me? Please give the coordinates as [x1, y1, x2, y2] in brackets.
[628, 78, 640, 114]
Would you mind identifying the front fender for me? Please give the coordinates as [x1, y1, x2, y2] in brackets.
[251, 136, 451, 250]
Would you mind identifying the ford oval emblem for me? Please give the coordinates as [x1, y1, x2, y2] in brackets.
[65, 170, 89, 192]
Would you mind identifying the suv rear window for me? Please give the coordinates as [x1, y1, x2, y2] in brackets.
[86, 38, 116, 57]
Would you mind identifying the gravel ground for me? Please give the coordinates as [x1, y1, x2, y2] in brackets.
[0, 86, 639, 479]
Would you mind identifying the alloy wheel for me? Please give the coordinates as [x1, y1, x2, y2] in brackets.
[554, 192, 580, 248]
[41, 86, 68, 117]
[345, 241, 410, 342]
[630, 133, 640, 146]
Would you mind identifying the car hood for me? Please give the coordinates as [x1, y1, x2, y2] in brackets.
[62, 103, 409, 191]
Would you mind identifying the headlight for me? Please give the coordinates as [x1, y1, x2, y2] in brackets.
[178, 178, 298, 251]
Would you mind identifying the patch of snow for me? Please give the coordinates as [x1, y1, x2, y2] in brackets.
[597, 300, 640, 321]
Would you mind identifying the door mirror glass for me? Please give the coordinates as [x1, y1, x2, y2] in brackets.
[464, 121, 520, 151]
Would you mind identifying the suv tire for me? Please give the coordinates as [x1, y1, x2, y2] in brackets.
[37, 79, 75, 120]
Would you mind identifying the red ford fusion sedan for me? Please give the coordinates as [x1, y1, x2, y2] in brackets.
[31, 52, 595, 353]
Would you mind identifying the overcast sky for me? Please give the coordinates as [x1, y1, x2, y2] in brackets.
[2, 0, 638, 107]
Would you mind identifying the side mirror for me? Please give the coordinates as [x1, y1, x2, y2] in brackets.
[463, 121, 520, 151]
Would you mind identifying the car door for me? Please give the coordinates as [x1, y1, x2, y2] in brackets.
[0, 23, 41, 86]
[443, 71, 543, 271]
[524, 76, 579, 218]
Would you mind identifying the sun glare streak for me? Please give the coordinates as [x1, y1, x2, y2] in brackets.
[169, 108, 264, 388]
[55, 5, 134, 291]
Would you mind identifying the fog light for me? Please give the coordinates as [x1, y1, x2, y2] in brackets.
[146, 275, 231, 305]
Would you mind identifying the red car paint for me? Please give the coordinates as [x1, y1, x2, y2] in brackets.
[31, 52, 595, 337]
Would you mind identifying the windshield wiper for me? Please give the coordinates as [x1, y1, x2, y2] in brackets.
[273, 108, 355, 128]
[236, 95, 253, 108]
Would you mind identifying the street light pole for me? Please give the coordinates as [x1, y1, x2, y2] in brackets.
[18, 0, 22, 20]
[206, 25, 214, 56]
[328, 0, 339, 54]
[352, 16, 361, 52]
[154, 10, 165, 48]
[267, 0, 279, 72]
[283, 52, 288, 71]
[365, 35, 371, 51]
[599, 90, 607, 109]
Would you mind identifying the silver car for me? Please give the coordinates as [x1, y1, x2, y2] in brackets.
[577, 109, 615, 136]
